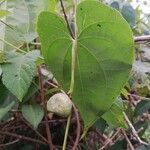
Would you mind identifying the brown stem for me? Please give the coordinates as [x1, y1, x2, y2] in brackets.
[0, 139, 19, 147]
[99, 129, 121, 150]
[123, 112, 148, 145]
[59, 0, 75, 39]
[72, 104, 81, 150]
[0, 20, 14, 30]
[38, 66, 53, 150]
[22, 118, 48, 144]
[91, 127, 106, 145]
[0, 131, 47, 145]
[121, 130, 135, 150]
[134, 35, 150, 42]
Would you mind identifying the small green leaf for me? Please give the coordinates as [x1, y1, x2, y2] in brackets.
[108, 141, 125, 150]
[19, 145, 33, 150]
[142, 123, 150, 142]
[121, 88, 128, 99]
[102, 98, 127, 128]
[0, 80, 18, 104]
[93, 118, 107, 133]
[0, 101, 15, 121]
[134, 99, 150, 116]
[135, 145, 150, 150]
[121, 3, 136, 27]
[49, 0, 56, 12]
[0, 10, 10, 18]
[0, 66, 2, 76]
[2, 50, 40, 101]
[0, 50, 7, 64]
[133, 121, 149, 137]
[110, 1, 120, 10]
[22, 81, 38, 103]
[22, 104, 44, 128]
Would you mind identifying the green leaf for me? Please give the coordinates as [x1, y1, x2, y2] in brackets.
[133, 121, 149, 137]
[0, 66, 2, 76]
[37, 1, 134, 131]
[22, 80, 38, 103]
[121, 3, 136, 27]
[134, 99, 150, 116]
[0, 80, 17, 104]
[110, 1, 120, 11]
[0, 50, 8, 63]
[49, 0, 56, 12]
[0, 0, 49, 51]
[102, 98, 127, 128]
[22, 104, 44, 128]
[142, 123, 150, 143]
[0, 101, 15, 121]
[1, 50, 40, 101]
[75, 1, 134, 130]
[108, 141, 125, 150]
[0, 80, 17, 121]
[93, 118, 107, 133]
[135, 145, 150, 150]
[19, 145, 33, 150]
[0, 10, 10, 18]
[37, 12, 72, 89]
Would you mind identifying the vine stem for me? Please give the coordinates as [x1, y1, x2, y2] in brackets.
[62, 114, 71, 150]
[38, 66, 54, 150]
[59, 0, 74, 39]
[60, 0, 78, 149]
[0, 20, 14, 29]
[72, 104, 81, 150]
[69, 39, 77, 94]
[0, 38, 44, 60]
[68, 0, 77, 94]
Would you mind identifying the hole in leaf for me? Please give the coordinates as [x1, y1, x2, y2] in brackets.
[97, 24, 101, 27]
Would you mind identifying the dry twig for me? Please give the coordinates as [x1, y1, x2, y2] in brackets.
[123, 112, 148, 145]
[99, 129, 121, 150]
[0, 131, 47, 145]
[121, 129, 135, 150]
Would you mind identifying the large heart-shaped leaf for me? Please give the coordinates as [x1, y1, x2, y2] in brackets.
[37, 1, 134, 131]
